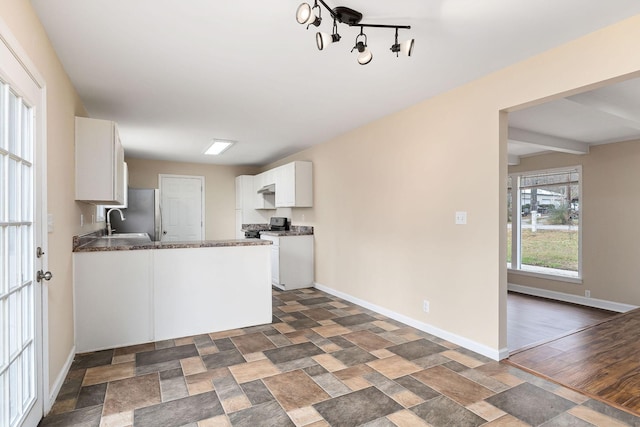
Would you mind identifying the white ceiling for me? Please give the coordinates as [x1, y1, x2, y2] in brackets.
[30, 0, 640, 166]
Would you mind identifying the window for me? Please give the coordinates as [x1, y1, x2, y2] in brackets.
[507, 167, 581, 280]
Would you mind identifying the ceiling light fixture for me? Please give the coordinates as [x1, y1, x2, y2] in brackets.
[205, 139, 235, 155]
[296, 0, 413, 65]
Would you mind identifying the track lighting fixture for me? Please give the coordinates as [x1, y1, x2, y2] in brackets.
[351, 27, 372, 65]
[296, 0, 413, 65]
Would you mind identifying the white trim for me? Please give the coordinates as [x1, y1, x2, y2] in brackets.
[508, 268, 582, 284]
[45, 345, 75, 415]
[42, 282, 51, 413]
[314, 283, 508, 361]
[508, 283, 638, 313]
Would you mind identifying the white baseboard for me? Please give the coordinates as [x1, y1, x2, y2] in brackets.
[314, 283, 508, 361]
[46, 345, 75, 414]
[508, 283, 638, 313]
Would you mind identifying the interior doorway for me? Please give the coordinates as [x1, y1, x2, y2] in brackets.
[503, 74, 640, 354]
[158, 174, 205, 241]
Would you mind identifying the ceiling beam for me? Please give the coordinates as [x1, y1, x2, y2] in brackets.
[566, 94, 640, 130]
[508, 127, 590, 155]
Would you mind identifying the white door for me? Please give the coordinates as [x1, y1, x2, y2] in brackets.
[0, 29, 47, 427]
[159, 175, 204, 241]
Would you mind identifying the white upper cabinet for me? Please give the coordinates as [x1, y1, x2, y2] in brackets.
[253, 171, 275, 210]
[75, 117, 125, 205]
[235, 175, 247, 210]
[236, 175, 268, 237]
[274, 161, 312, 207]
[252, 161, 313, 209]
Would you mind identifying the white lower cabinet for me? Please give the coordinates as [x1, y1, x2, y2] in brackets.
[73, 244, 272, 352]
[260, 234, 314, 290]
[153, 246, 271, 341]
[74, 251, 153, 353]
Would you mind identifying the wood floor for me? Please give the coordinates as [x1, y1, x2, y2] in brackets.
[508, 298, 640, 416]
[507, 291, 614, 352]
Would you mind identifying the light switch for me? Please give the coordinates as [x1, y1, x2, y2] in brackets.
[455, 211, 467, 225]
[47, 213, 54, 233]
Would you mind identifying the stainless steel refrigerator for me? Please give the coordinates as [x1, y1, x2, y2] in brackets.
[109, 188, 161, 240]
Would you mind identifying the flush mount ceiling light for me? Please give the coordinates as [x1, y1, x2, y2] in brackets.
[296, 0, 414, 65]
[205, 139, 235, 155]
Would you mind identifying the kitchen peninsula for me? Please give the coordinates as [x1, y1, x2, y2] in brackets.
[73, 234, 272, 353]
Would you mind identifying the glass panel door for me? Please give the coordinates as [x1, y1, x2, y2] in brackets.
[0, 80, 38, 426]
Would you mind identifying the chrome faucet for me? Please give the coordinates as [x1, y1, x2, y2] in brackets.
[106, 208, 125, 236]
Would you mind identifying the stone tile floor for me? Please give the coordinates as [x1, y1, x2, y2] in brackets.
[39, 288, 640, 427]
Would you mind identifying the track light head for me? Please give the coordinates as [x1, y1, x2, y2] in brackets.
[351, 29, 372, 65]
[316, 31, 341, 50]
[296, 3, 311, 24]
[316, 19, 341, 50]
[296, 2, 322, 27]
[390, 28, 414, 57]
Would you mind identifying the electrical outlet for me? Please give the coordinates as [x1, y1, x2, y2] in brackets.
[585, 290, 591, 298]
[423, 300, 430, 313]
[455, 211, 467, 225]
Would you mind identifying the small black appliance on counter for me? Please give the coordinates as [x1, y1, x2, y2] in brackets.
[243, 217, 290, 238]
[268, 216, 289, 231]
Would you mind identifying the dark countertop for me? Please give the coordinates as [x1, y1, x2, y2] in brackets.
[259, 230, 314, 237]
[241, 224, 314, 237]
[73, 234, 271, 253]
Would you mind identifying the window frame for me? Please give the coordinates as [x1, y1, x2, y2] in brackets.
[508, 165, 583, 283]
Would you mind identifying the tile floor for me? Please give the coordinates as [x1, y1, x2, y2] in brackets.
[40, 288, 640, 427]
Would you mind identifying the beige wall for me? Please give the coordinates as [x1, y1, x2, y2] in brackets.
[126, 157, 258, 240]
[0, 1, 103, 394]
[269, 16, 640, 354]
[508, 140, 640, 306]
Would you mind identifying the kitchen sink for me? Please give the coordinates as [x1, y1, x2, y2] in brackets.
[103, 233, 151, 239]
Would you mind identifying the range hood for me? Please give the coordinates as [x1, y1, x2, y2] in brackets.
[257, 184, 275, 194]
